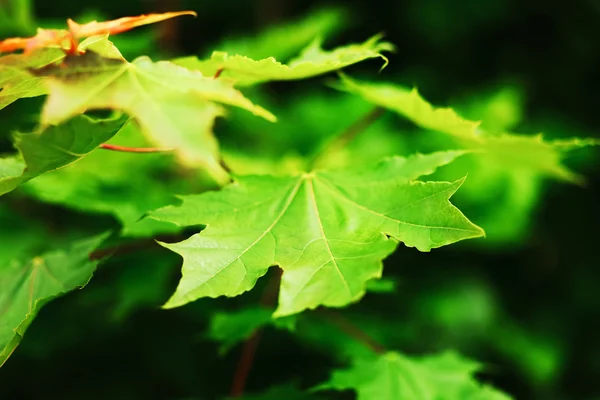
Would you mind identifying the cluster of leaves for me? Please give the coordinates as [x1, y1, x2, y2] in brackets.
[0, 6, 597, 399]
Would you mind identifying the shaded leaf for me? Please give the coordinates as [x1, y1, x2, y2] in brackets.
[210, 7, 347, 61]
[236, 384, 324, 400]
[21, 121, 186, 237]
[0, 0, 35, 35]
[365, 277, 397, 293]
[175, 35, 394, 86]
[209, 307, 272, 354]
[0, 233, 109, 367]
[338, 75, 599, 183]
[33, 50, 275, 183]
[0, 113, 128, 196]
[317, 351, 512, 400]
[149, 151, 483, 316]
[208, 306, 296, 354]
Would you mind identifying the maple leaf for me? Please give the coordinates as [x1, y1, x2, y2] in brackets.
[0, 28, 70, 54]
[0, 114, 127, 196]
[149, 151, 483, 316]
[174, 34, 394, 86]
[0, 11, 196, 54]
[32, 50, 275, 183]
[0, 36, 122, 110]
[0, 47, 63, 109]
[0, 233, 109, 367]
[337, 74, 600, 184]
[316, 351, 512, 400]
[66, 11, 197, 38]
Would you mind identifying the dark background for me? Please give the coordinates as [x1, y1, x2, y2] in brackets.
[1, 0, 599, 399]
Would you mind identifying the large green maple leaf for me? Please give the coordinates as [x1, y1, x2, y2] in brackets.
[0, 233, 108, 367]
[337, 75, 598, 183]
[317, 351, 512, 400]
[32, 49, 275, 183]
[149, 151, 483, 316]
[0, 113, 127, 196]
[174, 35, 393, 86]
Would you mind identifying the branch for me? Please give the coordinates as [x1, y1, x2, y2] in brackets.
[88, 233, 186, 261]
[318, 309, 386, 354]
[309, 106, 385, 169]
[229, 268, 282, 398]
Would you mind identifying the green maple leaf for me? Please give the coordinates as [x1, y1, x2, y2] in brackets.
[337, 75, 599, 183]
[174, 35, 394, 86]
[0, 233, 108, 367]
[0, 113, 127, 196]
[317, 351, 512, 400]
[149, 151, 483, 316]
[32, 49, 275, 183]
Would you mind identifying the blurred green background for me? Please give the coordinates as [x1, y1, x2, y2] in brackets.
[0, 0, 599, 399]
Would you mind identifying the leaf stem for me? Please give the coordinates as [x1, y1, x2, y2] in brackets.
[318, 309, 386, 354]
[99, 143, 174, 153]
[229, 268, 282, 397]
[309, 106, 385, 169]
[213, 68, 224, 79]
[88, 234, 187, 261]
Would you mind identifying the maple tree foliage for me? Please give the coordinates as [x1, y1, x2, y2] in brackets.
[0, 233, 108, 367]
[0, 8, 597, 400]
[149, 151, 482, 316]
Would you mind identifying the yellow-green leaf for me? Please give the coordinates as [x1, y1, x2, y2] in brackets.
[33, 50, 275, 183]
[174, 35, 394, 86]
[337, 74, 599, 183]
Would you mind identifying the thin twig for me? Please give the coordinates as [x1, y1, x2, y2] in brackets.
[100, 143, 174, 153]
[213, 68, 224, 79]
[88, 233, 186, 261]
[229, 268, 282, 397]
[309, 106, 385, 169]
[318, 309, 386, 354]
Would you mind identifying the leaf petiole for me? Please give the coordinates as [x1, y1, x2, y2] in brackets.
[99, 143, 174, 153]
